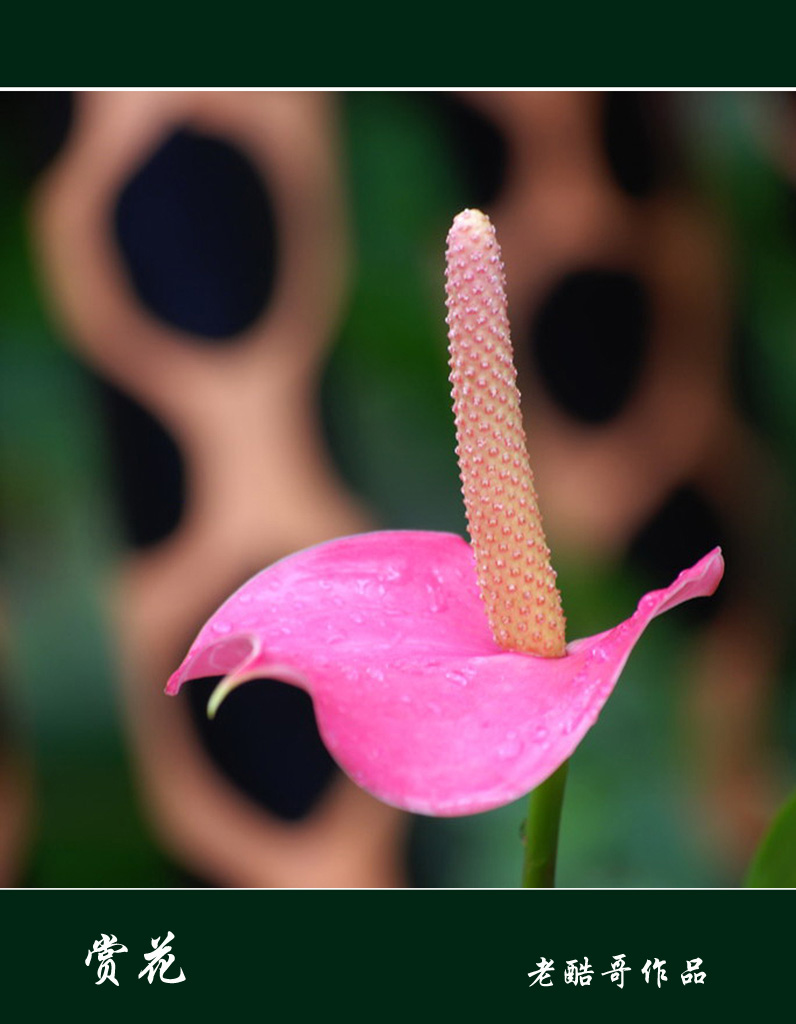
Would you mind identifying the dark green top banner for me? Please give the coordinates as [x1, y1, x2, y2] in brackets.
[0, 6, 792, 87]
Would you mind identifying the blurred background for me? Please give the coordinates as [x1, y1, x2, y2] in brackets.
[1, 90, 795, 888]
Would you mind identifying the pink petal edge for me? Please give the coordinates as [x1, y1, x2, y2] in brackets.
[166, 531, 724, 817]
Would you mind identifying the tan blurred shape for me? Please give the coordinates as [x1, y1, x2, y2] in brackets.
[465, 91, 786, 867]
[34, 91, 407, 887]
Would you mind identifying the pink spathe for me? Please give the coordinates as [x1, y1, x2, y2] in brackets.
[167, 530, 724, 816]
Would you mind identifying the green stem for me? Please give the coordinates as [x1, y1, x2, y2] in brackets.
[521, 760, 569, 888]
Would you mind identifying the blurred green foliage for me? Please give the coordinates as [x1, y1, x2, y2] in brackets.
[747, 785, 796, 886]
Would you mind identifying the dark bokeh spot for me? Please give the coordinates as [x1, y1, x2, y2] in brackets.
[417, 93, 507, 209]
[0, 92, 73, 182]
[531, 269, 649, 424]
[94, 376, 185, 549]
[169, 865, 214, 888]
[187, 676, 337, 821]
[602, 92, 669, 199]
[628, 486, 729, 625]
[114, 128, 278, 340]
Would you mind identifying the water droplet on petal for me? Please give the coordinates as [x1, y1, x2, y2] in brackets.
[425, 583, 447, 613]
[498, 734, 522, 759]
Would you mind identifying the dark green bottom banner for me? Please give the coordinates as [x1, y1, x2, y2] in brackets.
[0, 890, 783, 1018]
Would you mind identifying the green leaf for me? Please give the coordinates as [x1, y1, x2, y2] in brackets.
[746, 787, 796, 887]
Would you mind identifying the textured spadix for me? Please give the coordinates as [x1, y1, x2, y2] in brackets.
[167, 532, 724, 816]
[446, 209, 565, 656]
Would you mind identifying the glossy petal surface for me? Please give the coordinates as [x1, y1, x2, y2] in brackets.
[167, 531, 724, 816]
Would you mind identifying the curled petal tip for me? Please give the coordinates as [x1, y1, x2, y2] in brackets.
[165, 633, 262, 697]
[703, 546, 725, 591]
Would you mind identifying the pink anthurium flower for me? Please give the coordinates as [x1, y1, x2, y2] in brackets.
[167, 210, 724, 818]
